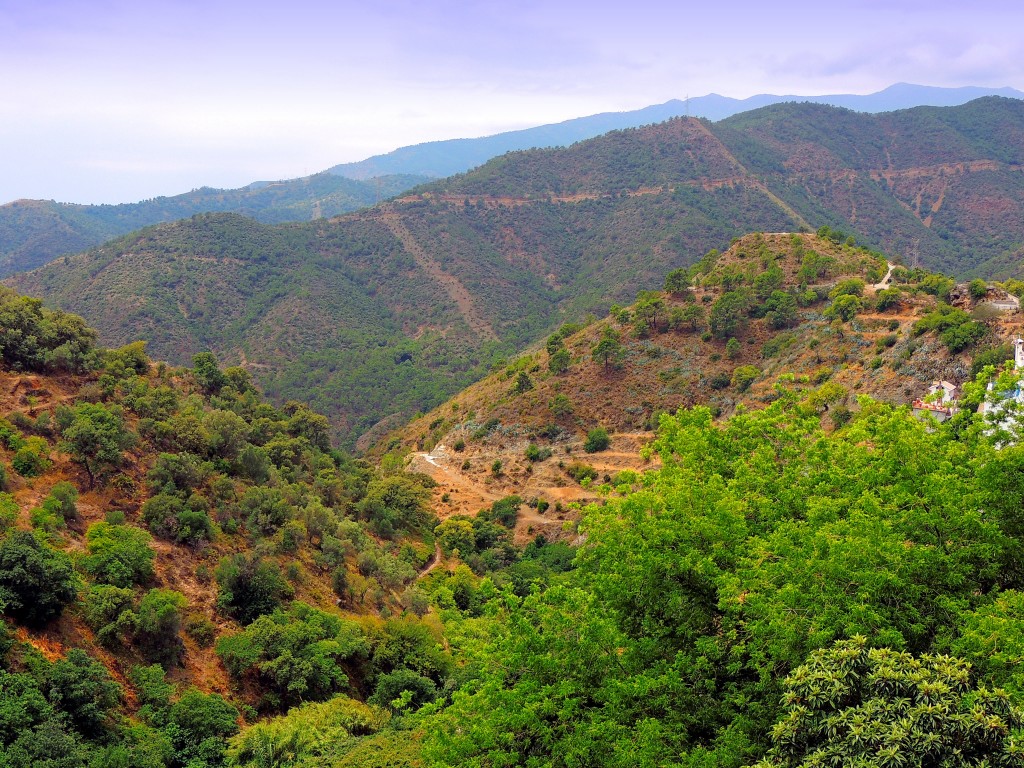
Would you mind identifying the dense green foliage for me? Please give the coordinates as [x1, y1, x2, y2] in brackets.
[0, 287, 96, 373]
[411, 392, 1024, 767]
[0, 531, 78, 626]
[753, 637, 1024, 768]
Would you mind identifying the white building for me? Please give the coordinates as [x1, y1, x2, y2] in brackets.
[978, 339, 1024, 431]
[912, 380, 960, 422]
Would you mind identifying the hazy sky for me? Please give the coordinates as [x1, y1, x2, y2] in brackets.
[2, 0, 1023, 204]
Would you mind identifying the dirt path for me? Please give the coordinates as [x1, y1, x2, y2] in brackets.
[872, 262, 897, 291]
[416, 543, 444, 579]
[377, 210, 498, 341]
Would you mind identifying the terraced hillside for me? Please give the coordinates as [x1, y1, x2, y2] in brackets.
[385, 233, 1024, 528]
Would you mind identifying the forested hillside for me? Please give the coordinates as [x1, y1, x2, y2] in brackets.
[10, 99, 1024, 449]
[0, 286, 479, 766]
[5, 258, 1024, 766]
[0, 173, 426, 277]
[390, 231, 1015, 455]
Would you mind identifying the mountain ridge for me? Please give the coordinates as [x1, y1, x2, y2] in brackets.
[9, 98, 1024, 449]
[3, 84, 1021, 279]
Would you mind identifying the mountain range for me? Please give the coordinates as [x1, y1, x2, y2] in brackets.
[328, 83, 1024, 180]
[9, 97, 1024, 450]
[2, 83, 1020, 279]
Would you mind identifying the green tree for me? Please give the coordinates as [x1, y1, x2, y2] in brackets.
[0, 531, 78, 626]
[215, 602, 366, 708]
[216, 554, 290, 625]
[824, 293, 862, 322]
[664, 268, 690, 296]
[710, 290, 750, 339]
[191, 352, 227, 394]
[82, 522, 156, 588]
[59, 402, 131, 488]
[511, 371, 534, 394]
[135, 589, 187, 667]
[548, 347, 570, 374]
[753, 637, 1024, 768]
[764, 290, 798, 329]
[47, 649, 121, 738]
[167, 689, 240, 766]
[592, 327, 626, 370]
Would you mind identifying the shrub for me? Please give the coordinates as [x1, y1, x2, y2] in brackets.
[47, 481, 78, 520]
[566, 462, 598, 483]
[549, 394, 573, 418]
[368, 669, 438, 712]
[971, 344, 1014, 378]
[731, 365, 761, 392]
[216, 602, 366, 709]
[876, 287, 902, 311]
[135, 589, 187, 667]
[486, 496, 522, 528]
[583, 427, 610, 453]
[47, 648, 122, 738]
[0, 531, 78, 626]
[968, 278, 988, 300]
[82, 522, 156, 587]
[215, 554, 291, 625]
[11, 437, 51, 477]
[725, 337, 741, 360]
[452, 438, 466, 452]
[941, 320, 987, 353]
[167, 688, 239, 766]
[84, 585, 136, 647]
[710, 372, 731, 390]
[828, 278, 865, 299]
[824, 294, 862, 322]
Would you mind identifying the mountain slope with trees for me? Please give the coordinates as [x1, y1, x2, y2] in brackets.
[10, 99, 1024, 449]
[0, 172, 427, 277]
[5, 263, 1024, 767]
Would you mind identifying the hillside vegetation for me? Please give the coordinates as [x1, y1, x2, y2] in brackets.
[0, 173, 426, 277]
[10, 99, 1024, 451]
[6, 267, 1024, 766]
[0, 286, 495, 766]
[386, 232, 1023, 530]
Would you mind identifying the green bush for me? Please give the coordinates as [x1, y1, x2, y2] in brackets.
[824, 294, 862, 322]
[876, 286, 902, 311]
[731, 365, 761, 391]
[215, 554, 291, 625]
[167, 688, 239, 766]
[725, 337, 741, 360]
[216, 602, 366, 709]
[83, 522, 156, 587]
[566, 462, 598, 483]
[47, 648, 122, 738]
[583, 427, 610, 453]
[47, 481, 78, 520]
[135, 589, 187, 667]
[0, 530, 78, 626]
[968, 278, 988, 300]
[941, 320, 987, 352]
[11, 437, 51, 477]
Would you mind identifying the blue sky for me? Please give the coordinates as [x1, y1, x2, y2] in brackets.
[2, 0, 1023, 204]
